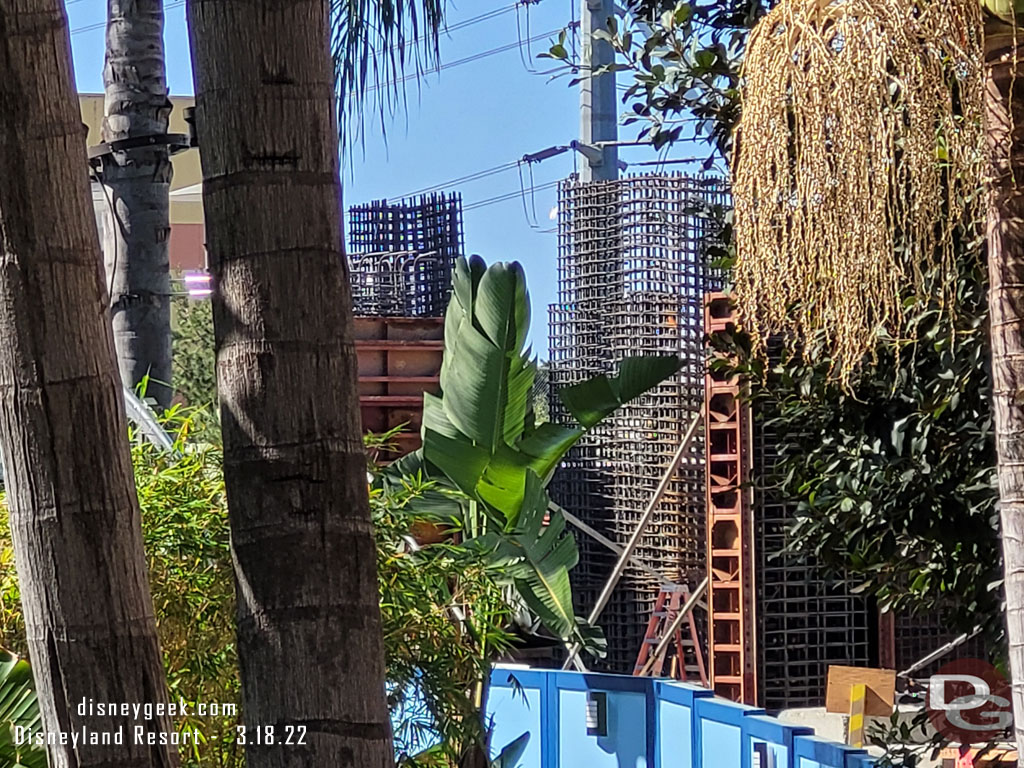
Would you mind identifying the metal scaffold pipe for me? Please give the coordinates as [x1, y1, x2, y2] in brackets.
[563, 410, 703, 670]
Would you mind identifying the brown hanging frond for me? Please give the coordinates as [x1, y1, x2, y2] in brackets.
[731, 0, 985, 386]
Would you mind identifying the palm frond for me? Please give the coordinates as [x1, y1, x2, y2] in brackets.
[331, 0, 446, 145]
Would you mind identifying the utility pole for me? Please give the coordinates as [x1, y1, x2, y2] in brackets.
[579, 0, 619, 181]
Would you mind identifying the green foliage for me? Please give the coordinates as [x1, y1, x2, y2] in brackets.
[171, 295, 216, 408]
[0, 408, 242, 767]
[0, 407, 517, 768]
[541, 0, 764, 158]
[131, 408, 240, 768]
[601, 0, 1001, 652]
[373, 474, 516, 766]
[715, 260, 1003, 650]
[399, 255, 677, 651]
[0, 544, 21, 658]
[0, 649, 44, 768]
[331, 0, 445, 144]
[472, 472, 578, 647]
[491, 732, 529, 768]
[0, 406, 237, 768]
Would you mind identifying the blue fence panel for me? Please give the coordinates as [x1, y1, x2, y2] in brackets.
[551, 670, 650, 768]
[485, 667, 876, 768]
[488, 668, 547, 768]
[793, 735, 868, 768]
[742, 712, 814, 768]
[844, 753, 876, 768]
[556, 687, 647, 767]
[656, 682, 714, 768]
[695, 696, 764, 768]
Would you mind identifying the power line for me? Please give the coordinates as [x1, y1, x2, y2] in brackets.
[464, 179, 560, 211]
[373, 2, 536, 55]
[70, 0, 525, 37]
[444, 3, 527, 37]
[364, 26, 562, 93]
[71, 0, 184, 35]
[515, 0, 539, 73]
[387, 143, 573, 200]
[388, 160, 521, 201]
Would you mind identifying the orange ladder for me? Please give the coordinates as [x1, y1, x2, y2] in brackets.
[634, 585, 709, 685]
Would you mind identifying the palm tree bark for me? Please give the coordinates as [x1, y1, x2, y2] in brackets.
[186, 0, 394, 766]
[985, 18, 1024, 760]
[100, 0, 173, 409]
[0, 1, 176, 767]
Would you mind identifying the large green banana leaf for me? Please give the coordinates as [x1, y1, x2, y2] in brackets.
[0, 650, 45, 768]
[473, 472, 577, 639]
[423, 256, 680, 526]
[383, 255, 680, 650]
[492, 732, 529, 768]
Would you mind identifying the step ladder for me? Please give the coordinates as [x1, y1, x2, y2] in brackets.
[634, 585, 708, 685]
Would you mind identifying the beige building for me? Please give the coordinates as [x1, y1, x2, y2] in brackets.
[80, 93, 205, 270]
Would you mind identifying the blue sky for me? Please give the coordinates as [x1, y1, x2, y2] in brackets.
[66, 0, 709, 356]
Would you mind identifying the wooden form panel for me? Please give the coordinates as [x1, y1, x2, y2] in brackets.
[704, 293, 758, 704]
[354, 316, 444, 458]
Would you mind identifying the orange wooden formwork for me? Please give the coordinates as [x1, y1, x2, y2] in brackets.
[354, 316, 443, 460]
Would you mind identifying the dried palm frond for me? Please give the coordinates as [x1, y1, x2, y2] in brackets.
[731, 0, 985, 385]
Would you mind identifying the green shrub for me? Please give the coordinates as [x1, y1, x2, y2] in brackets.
[373, 476, 515, 764]
[0, 411, 516, 767]
[0, 407, 240, 768]
[172, 295, 216, 408]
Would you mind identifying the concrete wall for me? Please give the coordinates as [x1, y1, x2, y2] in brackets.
[485, 666, 875, 768]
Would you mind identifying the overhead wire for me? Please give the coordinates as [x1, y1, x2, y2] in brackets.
[388, 159, 522, 200]
[516, 0, 539, 73]
[464, 179, 560, 212]
[71, 0, 184, 34]
[388, 3, 535, 54]
[363, 26, 563, 92]
[568, 0, 577, 59]
[71, 1, 529, 38]
[517, 161, 541, 227]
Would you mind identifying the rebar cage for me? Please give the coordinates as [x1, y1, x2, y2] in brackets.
[751, 396, 873, 710]
[347, 192, 465, 317]
[548, 172, 728, 672]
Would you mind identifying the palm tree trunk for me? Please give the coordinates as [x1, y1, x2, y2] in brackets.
[100, 0, 173, 409]
[985, 19, 1024, 759]
[186, 0, 394, 765]
[0, 1, 176, 767]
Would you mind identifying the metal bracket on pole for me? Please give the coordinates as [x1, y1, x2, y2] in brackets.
[88, 133, 191, 164]
[562, 411, 703, 670]
[569, 140, 605, 165]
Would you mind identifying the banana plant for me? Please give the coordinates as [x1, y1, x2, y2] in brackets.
[384, 255, 680, 652]
[413, 729, 529, 767]
[490, 732, 529, 768]
[0, 650, 44, 768]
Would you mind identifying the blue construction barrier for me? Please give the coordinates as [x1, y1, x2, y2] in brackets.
[485, 666, 873, 768]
